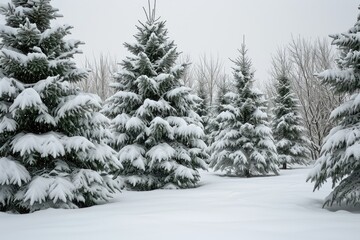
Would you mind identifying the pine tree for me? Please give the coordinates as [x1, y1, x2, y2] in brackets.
[206, 78, 230, 147]
[195, 82, 210, 142]
[209, 41, 279, 177]
[195, 83, 209, 130]
[307, 7, 360, 207]
[272, 74, 311, 169]
[103, 2, 207, 190]
[0, 0, 121, 213]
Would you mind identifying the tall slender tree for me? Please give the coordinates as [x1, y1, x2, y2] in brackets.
[0, 0, 121, 213]
[210, 41, 279, 177]
[103, 1, 207, 190]
[206, 76, 231, 148]
[308, 6, 360, 207]
[195, 81, 209, 135]
[272, 73, 311, 169]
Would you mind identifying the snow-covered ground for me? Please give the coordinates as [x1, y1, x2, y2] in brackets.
[1, 168, 359, 240]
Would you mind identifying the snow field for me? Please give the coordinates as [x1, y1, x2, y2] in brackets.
[1, 168, 358, 240]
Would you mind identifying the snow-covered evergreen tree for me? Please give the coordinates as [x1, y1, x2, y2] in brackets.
[196, 83, 209, 130]
[0, 0, 121, 213]
[195, 83, 210, 144]
[206, 79, 230, 147]
[209, 42, 279, 177]
[272, 74, 311, 169]
[103, 3, 207, 190]
[308, 7, 360, 207]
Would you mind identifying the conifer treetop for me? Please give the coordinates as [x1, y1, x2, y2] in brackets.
[231, 38, 255, 92]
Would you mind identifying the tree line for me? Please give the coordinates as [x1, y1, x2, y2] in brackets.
[83, 37, 342, 162]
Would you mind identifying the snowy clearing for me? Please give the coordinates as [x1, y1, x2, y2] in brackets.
[1, 168, 359, 240]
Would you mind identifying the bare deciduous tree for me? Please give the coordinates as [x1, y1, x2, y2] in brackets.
[177, 54, 195, 89]
[269, 37, 343, 159]
[79, 53, 118, 100]
[288, 37, 341, 159]
[265, 47, 292, 102]
[195, 54, 225, 106]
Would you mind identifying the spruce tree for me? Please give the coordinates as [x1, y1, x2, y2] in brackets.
[206, 78, 230, 147]
[209, 42, 279, 177]
[103, 3, 207, 190]
[196, 83, 209, 130]
[195, 83, 210, 145]
[272, 74, 311, 169]
[0, 0, 121, 213]
[308, 7, 360, 207]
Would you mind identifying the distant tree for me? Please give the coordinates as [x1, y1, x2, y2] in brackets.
[267, 39, 341, 160]
[193, 79, 210, 159]
[209, 41, 279, 177]
[214, 74, 232, 113]
[79, 53, 118, 100]
[103, 1, 207, 190]
[288, 37, 341, 159]
[265, 47, 292, 103]
[195, 54, 224, 106]
[195, 79, 209, 128]
[177, 54, 195, 88]
[271, 57, 311, 169]
[308, 8, 360, 207]
[206, 74, 231, 147]
[0, 0, 121, 213]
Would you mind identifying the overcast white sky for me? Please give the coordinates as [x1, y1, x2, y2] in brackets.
[0, 0, 359, 84]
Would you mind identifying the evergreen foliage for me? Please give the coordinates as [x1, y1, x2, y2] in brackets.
[196, 83, 209, 129]
[272, 75, 311, 169]
[0, 0, 121, 213]
[206, 79, 230, 148]
[209, 42, 279, 177]
[103, 3, 207, 190]
[195, 83, 210, 145]
[308, 7, 360, 207]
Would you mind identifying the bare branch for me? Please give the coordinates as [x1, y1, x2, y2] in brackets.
[195, 53, 225, 106]
[269, 37, 341, 159]
[78, 53, 118, 100]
